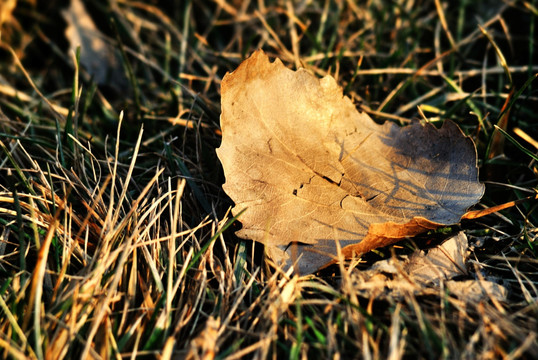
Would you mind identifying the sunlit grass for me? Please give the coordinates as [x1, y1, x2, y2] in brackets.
[0, 0, 537, 359]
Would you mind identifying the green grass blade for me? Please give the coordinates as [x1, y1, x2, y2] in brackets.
[493, 125, 538, 162]
[186, 209, 246, 273]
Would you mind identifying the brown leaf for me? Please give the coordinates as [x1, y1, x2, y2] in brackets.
[62, 0, 126, 88]
[445, 279, 508, 302]
[405, 231, 468, 285]
[217, 50, 484, 274]
[349, 232, 507, 302]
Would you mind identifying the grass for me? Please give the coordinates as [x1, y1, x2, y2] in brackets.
[0, 0, 537, 358]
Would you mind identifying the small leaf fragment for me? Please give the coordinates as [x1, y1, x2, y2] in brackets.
[405, 232, 468, 285]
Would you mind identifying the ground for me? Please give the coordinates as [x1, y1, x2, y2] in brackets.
[0, 1, 537, 359]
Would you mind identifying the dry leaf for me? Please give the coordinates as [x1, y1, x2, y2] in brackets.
[445, 279, 508, 302]
[217, 51, 484, 274]
[405, 231, 468, 285]
[349, 232, 507, 302]
[62, 0, 126, 88]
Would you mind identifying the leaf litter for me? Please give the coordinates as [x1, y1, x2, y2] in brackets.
[350, 232, 508, 302]
[62, 0, 126, 88]
[217, 50, 485, 274]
